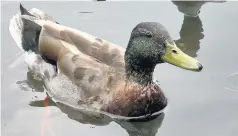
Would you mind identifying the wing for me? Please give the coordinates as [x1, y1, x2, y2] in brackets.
[38, 21, 126, 72]
[56, 48, 114, 99]
[37, 21, 127, 99]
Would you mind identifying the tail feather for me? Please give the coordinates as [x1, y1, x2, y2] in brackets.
[20, 3, 34, 16]
[9, 4, 42, 53]
[9, 4, 59, 72]
[10, 3, 58, 53]
[21, 17, 42, 53]
[9, 6, 24, 51]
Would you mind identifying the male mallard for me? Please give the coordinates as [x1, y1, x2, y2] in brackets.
[9, 4, 202, 118]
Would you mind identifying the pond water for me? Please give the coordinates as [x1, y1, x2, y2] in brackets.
[1, 1, 238, 136]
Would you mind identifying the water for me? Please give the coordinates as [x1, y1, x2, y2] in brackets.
[1, 1, 238, 136]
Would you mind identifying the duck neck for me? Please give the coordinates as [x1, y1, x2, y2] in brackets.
[124, 38, 160, 85]
[126, 69, 154, 85]
[125, 56, 156, 85]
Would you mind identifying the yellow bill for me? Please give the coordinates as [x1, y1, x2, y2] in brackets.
[161, 41, 203, 72]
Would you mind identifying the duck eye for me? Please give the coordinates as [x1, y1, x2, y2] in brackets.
[172, 49, 178, 54]
[144, 32, 152, 38]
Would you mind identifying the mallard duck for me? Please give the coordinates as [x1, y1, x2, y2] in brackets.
[9, 4, 203, 118]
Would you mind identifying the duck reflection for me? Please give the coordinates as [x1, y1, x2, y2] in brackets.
[30, 98, 165, 136]
[114, 113, 164, 136]
[173, 1, 226, 57]
[20, 70, 165, 136]
[172, 0, 226, 17]
[16, 71, 45, 92]
[175, 15, 204, 57]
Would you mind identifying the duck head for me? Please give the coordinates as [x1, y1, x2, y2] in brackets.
[125, 22, 203, 83]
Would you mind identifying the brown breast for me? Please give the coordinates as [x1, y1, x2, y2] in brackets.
[101, 82, 167, 117]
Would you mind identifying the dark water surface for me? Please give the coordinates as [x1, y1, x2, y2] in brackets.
[1, 1, 238, 136]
